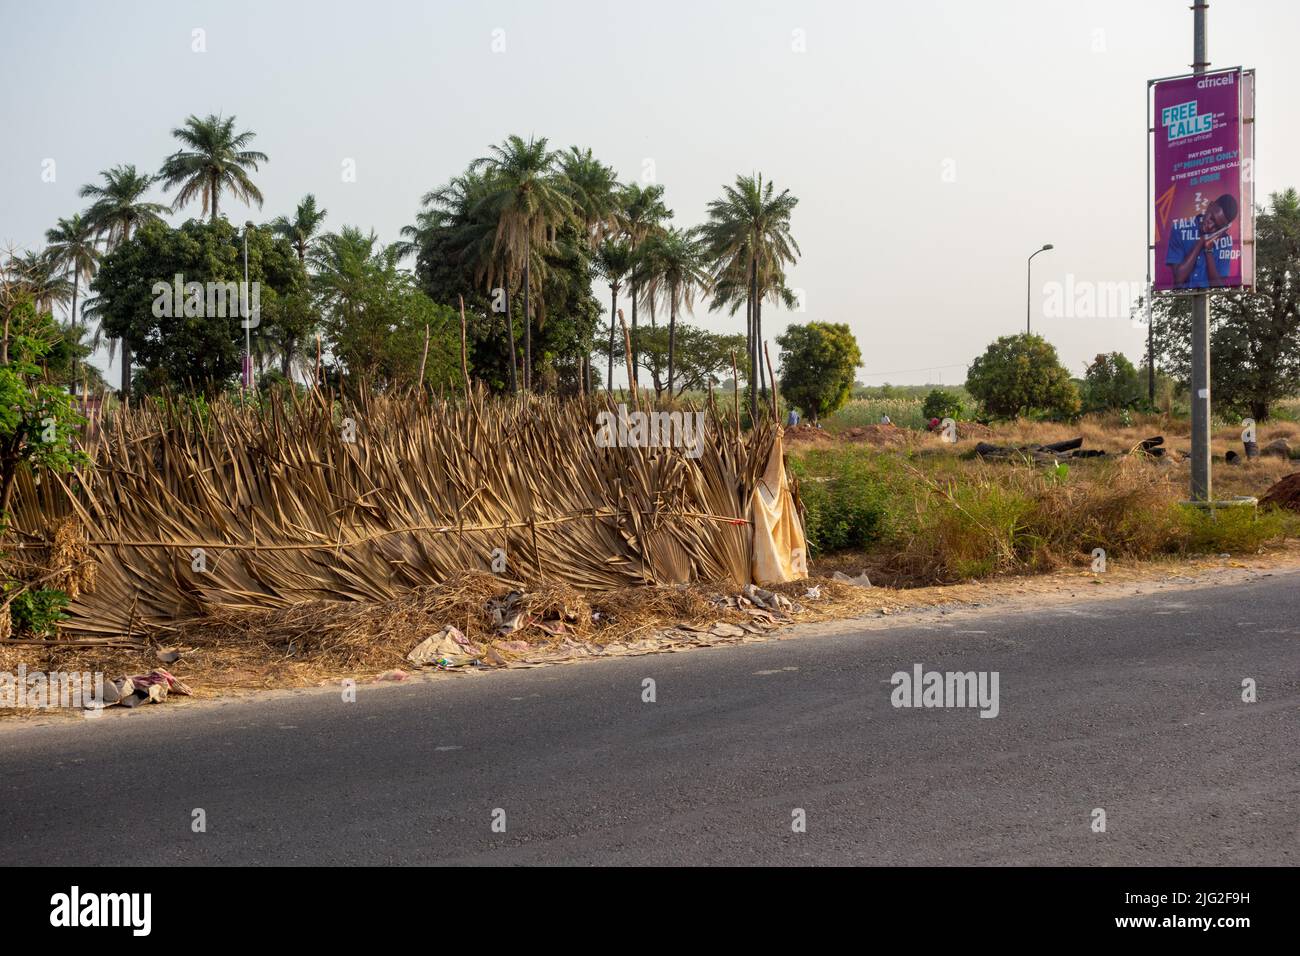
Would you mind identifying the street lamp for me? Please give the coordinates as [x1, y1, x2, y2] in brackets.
[243, 221, 254, 390]
[1026, 243, 1054, 335]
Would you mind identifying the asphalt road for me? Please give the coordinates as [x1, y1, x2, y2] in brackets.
[2, 573, 1297, 865]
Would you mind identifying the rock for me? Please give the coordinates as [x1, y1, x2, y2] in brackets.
[1262, 438, 1292, 459]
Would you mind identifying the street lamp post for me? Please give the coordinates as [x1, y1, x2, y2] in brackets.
[243, 221, 253, 390]
[1026, 243, 1054, 335]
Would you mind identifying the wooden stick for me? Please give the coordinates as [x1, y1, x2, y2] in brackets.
[763, 340, 779, 421]
[618, 309, 638, 412]
[458, 294, 471, 396]
[417, 322, 431, 390]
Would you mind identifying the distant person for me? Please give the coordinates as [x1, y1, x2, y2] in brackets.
[1166, 193, 1238, 289]
[786, 408, 800, 427]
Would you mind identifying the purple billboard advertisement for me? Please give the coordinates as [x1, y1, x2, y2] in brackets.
[1152, 68, 1253, 292]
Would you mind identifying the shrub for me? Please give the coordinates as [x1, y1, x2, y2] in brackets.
[7, 587, 70, 637]
[966, 333, 1080, 420]
[922, 388, 965, 422]
[790, 450, 892, 554]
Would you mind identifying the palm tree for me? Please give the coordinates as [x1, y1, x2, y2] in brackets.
[158, 113, 268, 222]
[271, 194, 327, 265]
[559, 147, 621, 248]
[78, 165, 168, 246]
[594, 239, 634, 391]
[8, 250, 72, 316]
[619, 183, 672, 385]
[471, 135, 575, 391]
[408, 170, 523, 392]
[638, 228, 711, 395]
[79, 164, 170, 396]
[699, 173, 800, 420]
[44, 214, 101, 389]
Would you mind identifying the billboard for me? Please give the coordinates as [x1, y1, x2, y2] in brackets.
[1151, 68, 1254, 292]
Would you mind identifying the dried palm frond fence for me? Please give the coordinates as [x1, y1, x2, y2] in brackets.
[5, 388, 787, 640]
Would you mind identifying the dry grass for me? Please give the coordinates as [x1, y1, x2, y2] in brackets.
[5, 388, 783, 639]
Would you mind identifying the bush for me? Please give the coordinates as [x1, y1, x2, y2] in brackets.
[1082, 352, 1143, 412]
[790, 450, 892, 554]
[966, 333, 1080, 420]
[777, 322, 862, 422]
[1174, 503, 1290, 554]
[7, 587, 70, 637]
[922, 388, 965, 422]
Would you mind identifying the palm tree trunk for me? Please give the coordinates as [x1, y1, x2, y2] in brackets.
[522, 239, 532, 391]
[757, 296, 766, 399]
[667, 290, 678, 396]
[69, 272, 80, 394]
[504, 283, 518, 395]
[629, 262, 639, 385]
[748, 259, 759, 424]
[119, 221, 133, 399]
[607, 283, 617, 392]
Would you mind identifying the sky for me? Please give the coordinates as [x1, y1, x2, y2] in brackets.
[2, 0, 1297, 387]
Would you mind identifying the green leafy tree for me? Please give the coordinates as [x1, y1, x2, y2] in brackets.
[1081, 352, 1142, 412]
[323, 271, 461, 391]
[91, 219, 303, 395]
[777, 321, 861, 422]
[78, 164, 170, 391]
[922, 388, 965, 421]
[606, 324, 746, 399]
[158, 113, 268, 222]
[0, 301, 87, 517]
[1152, 188, 1300, 420]
[965, 333, 1080, 420]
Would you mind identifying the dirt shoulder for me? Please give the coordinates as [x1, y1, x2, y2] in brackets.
[4, 545, 1299, 726]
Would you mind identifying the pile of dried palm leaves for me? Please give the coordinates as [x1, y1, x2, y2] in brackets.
[5, 388, 785, 640]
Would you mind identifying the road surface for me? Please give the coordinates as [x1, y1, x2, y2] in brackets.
[2, 573, 1297, 865]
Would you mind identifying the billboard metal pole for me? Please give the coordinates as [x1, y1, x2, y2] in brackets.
[1190, 0, 1211, 502]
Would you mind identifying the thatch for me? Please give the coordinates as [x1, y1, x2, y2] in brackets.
[6, 388, 782, 639]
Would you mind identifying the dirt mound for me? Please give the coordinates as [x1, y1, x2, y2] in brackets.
[784, 423, 835, 445]
[1259, 472, 1300, 512]
[955, 422, 996, 440]
[837, 424, 912, 446]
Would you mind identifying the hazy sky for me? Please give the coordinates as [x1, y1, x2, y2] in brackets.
[3, 0, 1296, 386]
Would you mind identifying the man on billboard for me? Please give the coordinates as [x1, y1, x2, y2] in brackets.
[1165, 193, 1238, 289]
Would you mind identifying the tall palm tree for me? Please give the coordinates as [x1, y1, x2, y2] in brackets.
[78, 165, 168, 246]
[699, 173, 800, 420]
[638, 227, 711, 395]
[471, 135, 574, 391]
[44, 214, 102, 388]
[158, 113, 268, 222]
[619, 183, 672, 385]
[559, 147, 621, 248]
[409, 170, 523, 392]
[79, 164, 169, 395]
[271, 194, 327, 265]
[593, 238, 634, 392]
